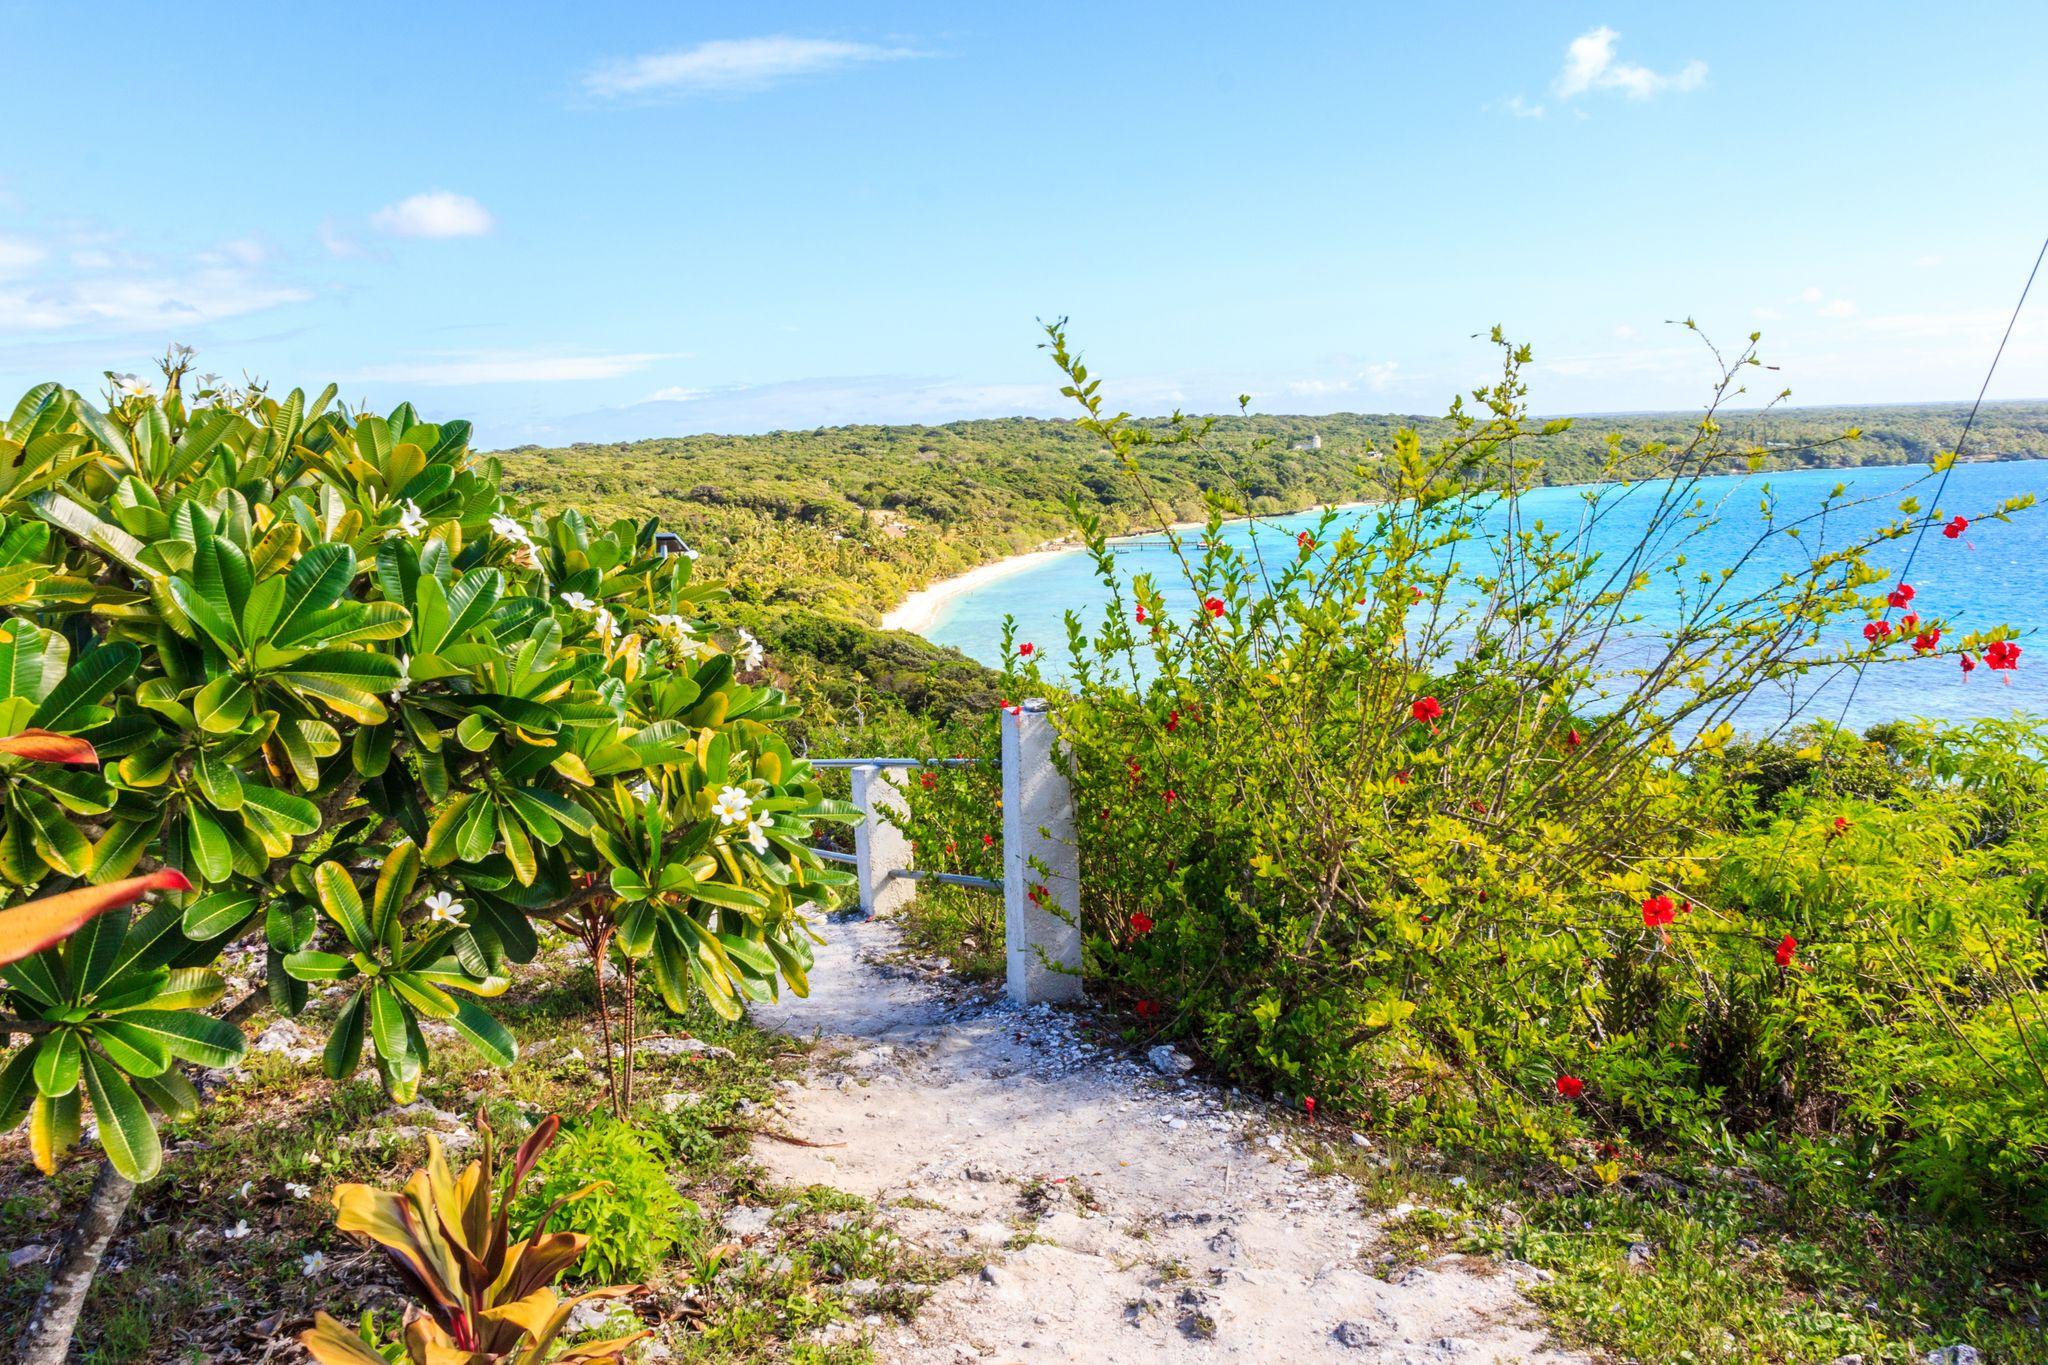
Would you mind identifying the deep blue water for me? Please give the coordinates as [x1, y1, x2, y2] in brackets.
[924, 459, 2048, 735]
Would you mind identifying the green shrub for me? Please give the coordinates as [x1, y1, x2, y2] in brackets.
[515, 1117, 696, 1282]
[958, 323, 2046, 1225]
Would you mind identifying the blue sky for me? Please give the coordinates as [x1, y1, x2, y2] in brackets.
[2, 2, 2044, 447]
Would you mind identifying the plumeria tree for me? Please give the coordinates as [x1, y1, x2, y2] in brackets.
[0, 352, 854, 1361]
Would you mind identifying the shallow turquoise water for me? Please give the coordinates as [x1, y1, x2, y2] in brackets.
[924, 459, 2048, 734]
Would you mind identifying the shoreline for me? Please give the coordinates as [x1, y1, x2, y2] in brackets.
[879, 542, 1082, 635]
[879, 500, 1373, 637]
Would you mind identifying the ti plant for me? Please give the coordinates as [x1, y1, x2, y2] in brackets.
[301, 1113, 646, 1364]
[0, 349, 854, 1191]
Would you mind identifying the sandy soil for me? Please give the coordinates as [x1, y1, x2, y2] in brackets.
[748, 914, 1582, 1364]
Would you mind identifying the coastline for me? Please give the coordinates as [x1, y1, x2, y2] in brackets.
[879, 500, 1373, 637]
[879, 543, 1082, 635]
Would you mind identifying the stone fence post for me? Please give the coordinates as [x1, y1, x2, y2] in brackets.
[851, 764, 915, 918]
[1001, 700, 1084, 1003]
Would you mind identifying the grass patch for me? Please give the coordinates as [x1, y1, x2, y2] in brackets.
[1316, 1137, 2047, 1365]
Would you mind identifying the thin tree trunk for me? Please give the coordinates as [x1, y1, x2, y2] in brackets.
[15, 1158, 135, 1364]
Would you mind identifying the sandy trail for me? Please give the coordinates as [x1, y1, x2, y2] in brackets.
[749, 914, 1581, 1364]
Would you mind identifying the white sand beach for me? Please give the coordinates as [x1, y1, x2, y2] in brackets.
[879, 544, 1080, 635]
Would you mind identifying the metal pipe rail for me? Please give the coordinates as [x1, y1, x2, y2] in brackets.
[800, 702, 1082, 1004]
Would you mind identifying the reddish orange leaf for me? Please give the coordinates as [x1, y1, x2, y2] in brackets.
[0, 730, 100, 766]
[0, 868, 193, 966]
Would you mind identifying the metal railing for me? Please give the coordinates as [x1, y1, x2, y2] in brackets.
[803, 701, 1082, 1004]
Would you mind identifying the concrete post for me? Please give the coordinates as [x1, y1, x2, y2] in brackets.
[1002, 700, 1084, 1004]
[851, 764, 915, 919]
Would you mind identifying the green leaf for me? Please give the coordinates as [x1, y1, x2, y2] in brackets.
[130, 1068, 201, 1122]
[114, 1010, 247, 1068]
[313, 861, 373, 951]
[270, 544, 356, 644]
[371, 840, 420, 946]
[185, 804, 234, 883]
[33, 1028, 82, 1098]
[324, 990, 367, 1078]
[448, 997, 517, 1067]
[367, 984, 413, 1072]
[283, 949, 357, 982]
[193, 672, 256, 734]
[82, 1049, 161, 1181]
[182, 889, 258, 940]
[29, 642, 139, 732]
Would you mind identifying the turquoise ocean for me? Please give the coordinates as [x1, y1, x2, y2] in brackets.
[921, 459, 2048, 735]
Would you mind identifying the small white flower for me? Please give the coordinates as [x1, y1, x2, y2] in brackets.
[223, 1220, 251, 1240]
[425, 891, 465, 926]
[116, 372, 154, 398]
[683, 547, 700, 561]
[237, 1180, 253, 1198]
[300, 1250, 327, 1277]
[630, 779, 655, 800]
[511, 543, 540, 571]
[387, 499, 428, 540]
[711, 786, 752, 825]
[743, 815, 771, 855]
[390, 655, 412, 702]
[285, 1181, 313, 1200]
[558, 591, 595, 612]
[593, 607, 617, 641]
[490, 514, 531, 543]
[736, 629, 765, 672]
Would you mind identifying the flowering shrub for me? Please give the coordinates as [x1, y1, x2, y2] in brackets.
[0, 354, 854, 1182]
[995, 323, 2043, 1215]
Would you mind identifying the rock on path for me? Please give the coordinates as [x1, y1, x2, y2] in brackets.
[750, 915, 1583, 1364]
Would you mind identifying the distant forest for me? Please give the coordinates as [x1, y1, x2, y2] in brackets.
[499, 401, 2048, 623]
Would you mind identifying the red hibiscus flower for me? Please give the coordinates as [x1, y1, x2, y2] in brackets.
[1027, 883, 1047, 906]
[1303, 1096, 1317, 1121]
[1203, 596, 1225, 618]
[1018, 642, 1035, 657]
[1832, 815, 1851, 833]
[1394, 769, 1409, 785]
[1888, 582, 1916, 608]
[1862, 620, 1892, 642]
[1960, 652, 1977, 677]
[945, 841, 957, 856]
[1775, 933, 1797, 967]
[1565, 727, 1584, 748]
[1912, 629, 1941, 655]
[1944, 515, 1969, 539]
[1135, 605, 1148, 624]
[1411, 695, 1443, 724]
[1130, 912, 1154, 936]
[1556, 1074, 1585, 1099]
[1297, 530, 1314, 550]
[1641, 894, 1676, 928]
[1128, 757, 1142, 783]
[1163, 789, 1178, 807]
[1899, 614, 1919, 631]
[1166, 710, 1181, 732]
[920, 771, 936, 790]
[1135, 999, 1162, 1019]
[982, 832, 996, 847]
[1986, 640, 2022, 671]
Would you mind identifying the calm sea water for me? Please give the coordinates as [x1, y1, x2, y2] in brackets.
[924, 459, 2048, 735]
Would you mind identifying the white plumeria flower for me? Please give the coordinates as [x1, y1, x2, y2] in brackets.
[300, 1250, 327, 1277]
[630, 779, 655, 800]
[285, 1181, 313, 1200]
[711, 786, 752, 825]
[390, 655, 412, 702]
[743, 815, 771, 855]
[736, 629, 765, 672]
[223, 1220, 251, 1240]
[116, 373, 154, 398]
[425, 891, 465, 925]
[387, 499, 428, 540]
[558, 591, 595, 612]
[593, 607, 617, 640]
[683, 547, 700, 561]
[490, 514, 531, 543]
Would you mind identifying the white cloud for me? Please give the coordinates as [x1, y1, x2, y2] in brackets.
[370, 191, 495, 239]
[1614, 323, 1639, 341]
[1818, 298, 1857, 318]
[1286, 361, 1399, 398]
[319, 220, 366, 259]
[1752, 306, 1782, 320]
[1913, 254, 1944, 268]
[1496, 94, 1545, 119]
[0, 237, 48, 278]
[1799, 286, 1824, 303]
[349, 352, 669, 386]
[1555, 27, 1706, 101]
[643, 385, 708, 403]
[0, 264, 310, 334]
[583, 36, 925, 100]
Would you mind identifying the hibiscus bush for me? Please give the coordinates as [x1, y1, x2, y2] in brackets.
[0, 352, 853, 1184]
[993, 323, 2044, 1218]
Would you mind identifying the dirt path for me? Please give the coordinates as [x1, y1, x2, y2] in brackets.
[749, 914, 1583, 1364]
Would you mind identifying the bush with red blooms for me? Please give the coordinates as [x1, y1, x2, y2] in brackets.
[967, 322, 2048, 1216]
